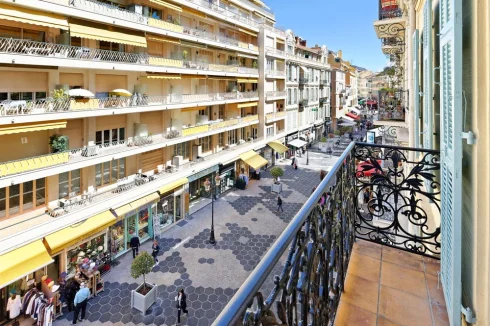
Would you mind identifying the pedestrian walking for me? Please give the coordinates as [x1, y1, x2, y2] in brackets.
[175, 288, 188, 325]
[294, 162, 298, 170]
[71, 282, 90, 325]
[130, 233, 140, 259]
[277, 196, 284, 212]
[291, 156, 295, 166]
[151, 239, 160, 267]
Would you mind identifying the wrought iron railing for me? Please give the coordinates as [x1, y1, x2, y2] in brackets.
[299, 99, 309, 106]
[0, 91, 258, 117]
[261, 24, 286, 37]
[320, 79, 329, 86]
[214, 142, 441, 325]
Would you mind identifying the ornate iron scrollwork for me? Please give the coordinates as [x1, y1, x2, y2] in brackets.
[376, 22, 405, 38]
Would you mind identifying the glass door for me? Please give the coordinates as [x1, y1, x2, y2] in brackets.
[175, 191, 183, 222]
[126, 215, 137, 250]
[138, 208, 150, 241]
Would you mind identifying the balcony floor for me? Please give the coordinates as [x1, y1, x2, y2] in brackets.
[335, 240, 449, 326]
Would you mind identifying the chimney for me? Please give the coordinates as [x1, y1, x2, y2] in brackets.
[337, 50, 342, 58]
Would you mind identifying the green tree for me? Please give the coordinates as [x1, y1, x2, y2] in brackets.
[270, 167, 284, 182]
[130, 252, 154, 292]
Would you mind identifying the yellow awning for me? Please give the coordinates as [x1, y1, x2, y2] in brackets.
[149, 0, 182, 12]
[0, 121, 66, 136]
[239, 151, 268, 170]
[0, 241, 53, 289]
[69, 23, 147, 48]
[238, 28, 258, 37]
[144, 73, 181, 79]
[0, 4, 68, 30]
[237, 78, 258, 84]
[43, 211, 116, 255]
[147, 35, 181, 45]
[114, 193, 160, 217]
[276, 39, 285, 44]
[182, 7, 206, 18]
[159, 178, 188, 195]
[237, 102, 258, 108]
[208, 76, 236, 81]
[181, 74, 207, 79]
[267, 141, 288, 154]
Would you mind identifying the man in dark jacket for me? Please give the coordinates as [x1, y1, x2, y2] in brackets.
[176, 288, 188, 325]
[130, 234, 140, 258]
[277, 196, 283, 213]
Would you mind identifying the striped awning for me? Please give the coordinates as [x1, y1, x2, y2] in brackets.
[237, 102, 258, 108]
[239, 150, 268, 170]
[238, 28, 258, 37]
[69, 23, 147, 47]
[147, 35, 181, 45]
[149, 0, 182, 12]
[0, 121, 66, 136]
[0, 4, 68, 30]
[237, 78, 258, 84]
[144, 73, 181, 79]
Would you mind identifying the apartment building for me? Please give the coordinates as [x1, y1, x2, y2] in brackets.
[373, 0, 490, 324]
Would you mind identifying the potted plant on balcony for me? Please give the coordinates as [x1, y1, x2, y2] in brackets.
[49, 135, 69, 153]
[182, 50, 188, 60]
[130, 252, 157, 315]
[252, 60, 258, 69]
[270, 167, 284, 193]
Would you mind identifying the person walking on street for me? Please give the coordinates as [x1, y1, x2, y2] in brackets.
[130, 233, 140, 259]
[277, 196, 284, 213]
[151, 239, 160, 267]
[176, 288, 188, 325]
[71, 282, 90, 324]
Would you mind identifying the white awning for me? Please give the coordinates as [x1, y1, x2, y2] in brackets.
[342, 115, 356, 122]
[349, 108, 361, 114]
[289, 139, 307, 148]
[300, 66, 308, 73]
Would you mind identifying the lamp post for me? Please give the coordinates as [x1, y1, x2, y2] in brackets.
[205, 176, 220, 245]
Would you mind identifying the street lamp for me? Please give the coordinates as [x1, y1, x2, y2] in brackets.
[204, 176, 220, 245]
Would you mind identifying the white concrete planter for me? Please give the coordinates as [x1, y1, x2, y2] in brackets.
[271, 183, 282, 193]
[131, 283, 157, 315]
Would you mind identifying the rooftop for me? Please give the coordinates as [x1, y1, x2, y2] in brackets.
[335, 240, 449, 326]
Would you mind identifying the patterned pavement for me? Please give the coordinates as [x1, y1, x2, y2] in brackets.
[53, 153, 334, 326]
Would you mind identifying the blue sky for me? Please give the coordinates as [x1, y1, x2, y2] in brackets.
[264, 0, 387, 72]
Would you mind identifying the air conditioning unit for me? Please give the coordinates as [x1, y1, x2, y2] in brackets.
[192, 145, 202, 160]
[173, 156, 184, 167]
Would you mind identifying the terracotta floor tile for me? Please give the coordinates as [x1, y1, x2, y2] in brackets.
[378, 317, 403, 326]
[353, 240, 382, 260]
[340, 273, 379, 313]
[381, 261, 427, 298]
[334, 301, 377, 326]
[347, 251, 381, 282]
[382, 246, 424, 271]
[423, 256, 441, 277]
[426, 273, 446, 306]
[431, 302, 450, 326]
[379, 286, 432, 326]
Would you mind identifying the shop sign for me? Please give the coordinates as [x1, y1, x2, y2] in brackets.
[187, 164, 219, 182]
[367, 131, 375, 144]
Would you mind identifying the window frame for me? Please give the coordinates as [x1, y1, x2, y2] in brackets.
[0, 178, 46, 220]
[95, 158, 126, 187]
[59, 169, 82, 199]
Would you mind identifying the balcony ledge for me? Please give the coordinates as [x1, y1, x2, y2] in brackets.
[373, 17, 407, 39]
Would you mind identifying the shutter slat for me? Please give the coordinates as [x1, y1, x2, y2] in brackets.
[413, 29, 420, 148]
[439, 0, 463, 324]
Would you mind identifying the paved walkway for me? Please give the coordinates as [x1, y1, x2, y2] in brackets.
[53, 153, 334, 326]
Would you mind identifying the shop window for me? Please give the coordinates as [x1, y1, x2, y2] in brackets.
[95, 158, 125, 187]
[266, 126, 274, 137]
[66, 233, 108, 278]
[59, 169, 81, 199]
[199, 136, 211, 152]
[0, 179, 46, 219]
[0, 25, 21, 39]
[95, 128, 125, 146]
[0, 92, 47, 102]
[173, 142, 190, 159]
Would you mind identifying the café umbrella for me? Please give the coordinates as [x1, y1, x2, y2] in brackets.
[68, 89, 95, 98]
[111, 89, 132, 97]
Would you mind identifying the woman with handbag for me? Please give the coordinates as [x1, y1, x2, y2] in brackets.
[175, 288, 188, 325]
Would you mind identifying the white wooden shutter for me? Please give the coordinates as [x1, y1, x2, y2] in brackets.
[412, 29, 420, 148]
[439, 0, 462, 324]
[423, 0, 433, 149]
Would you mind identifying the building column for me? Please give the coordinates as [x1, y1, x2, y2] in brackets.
[257, 27, 267, 139]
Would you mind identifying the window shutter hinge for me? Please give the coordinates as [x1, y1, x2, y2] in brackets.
[462, 131, 476, 145]
[461, 306, 477, 323]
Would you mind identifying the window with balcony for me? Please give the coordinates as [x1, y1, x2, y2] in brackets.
[199, 136, 211, 152]
[95, 158, 126, 187]
[218, 105, 225, 120]
[0, 25, 45, 42]
[228, 129, 237, 145]
[0, 178, 46, 220]
[99, 41, 124, 52]
[266, 126, 274, 137]
[287, 89, 292, 105]
[148, 6, 163, 20]
[59, 169, 81, 199]
[174, 142, 190, 159]
[199, 106, 211, 117]
[0, 91, 47, 101]
[218, 132, 225, 147]
[294, 88, 298, 104]
[95, 128, 125, 146]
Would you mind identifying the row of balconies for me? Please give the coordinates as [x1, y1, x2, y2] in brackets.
[265, 111, 286, 123]
[0, 37, 259, 75]
[41, 0, 261, 52]
[0, 91, 259, 122]
[0, 114, 264, 183]
[265, 46, 286, 58]
[265, 91, 287, 100]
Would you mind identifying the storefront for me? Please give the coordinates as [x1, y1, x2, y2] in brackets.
[218, 162, 236, 194]
[256, 146, 273, 168]
[0, 241, 62, 325]
[238, 151, 268, 182]
[267, 140, 289, 162]
[153, 178, 188, 238]
[188, 165, 220, 201]
[110, 193, 160, 258]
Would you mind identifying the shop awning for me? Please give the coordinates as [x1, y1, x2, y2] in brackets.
[113, 193, 160, 217]
[181, 74, 207, 79]
[0, 241, 54, 289]
[342, 115, 356, 122]
[288, 138, 307, 148]
[144, 73, 181, 79]
[276, 39, 285, 44]
[69, 22, 147, 47]
[237, 78, 258, 84]
[236, 53, 258, 60]
[267, 141, 288, 154]
[0, 121, 66, 136]
[237, 101, 258, 108]
[238, 28, 258, 37]
[147, 35, 181, 45]
[149, 0, 182, 12]
[346, 112, 360, 120]
[159, 178, 188, 195]
[0, 4, 68, 30]
[239, 150, 268, 170]
[207, 76, 236, 81]
[43, 211, 116, 255]
[182, 7, 206, 18]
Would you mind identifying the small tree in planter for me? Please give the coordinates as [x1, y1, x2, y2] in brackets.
[270, 167, 284, 193]
[130, 252, 157, 314]
[49, 135, 69, 153]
